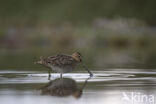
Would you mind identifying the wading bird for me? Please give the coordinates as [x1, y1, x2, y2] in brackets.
[35, 52, 93, 79]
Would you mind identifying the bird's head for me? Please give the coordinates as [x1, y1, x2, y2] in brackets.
[72, 52, 82, 63]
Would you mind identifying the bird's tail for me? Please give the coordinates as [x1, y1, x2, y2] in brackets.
[34, 56, 44, 64]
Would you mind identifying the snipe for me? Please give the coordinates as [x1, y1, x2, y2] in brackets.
[35, 52, 93, 79]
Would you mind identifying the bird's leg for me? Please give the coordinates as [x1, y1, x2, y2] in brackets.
[82, 64, 93, 77]
[48, 69, 51, 80]
[60, 73, 63, 78]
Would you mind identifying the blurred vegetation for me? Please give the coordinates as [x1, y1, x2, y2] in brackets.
[0, 1, 156, 70]
[0, 0, 156, 25]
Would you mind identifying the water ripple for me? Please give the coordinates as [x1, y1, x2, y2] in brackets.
[0, 70, 156, 85]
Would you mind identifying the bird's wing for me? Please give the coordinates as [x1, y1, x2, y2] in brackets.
[48, 54, 74, 67]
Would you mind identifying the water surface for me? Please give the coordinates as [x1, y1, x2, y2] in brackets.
[0, 69, 156, 104]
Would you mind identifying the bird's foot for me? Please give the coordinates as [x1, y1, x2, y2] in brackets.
[48, 72, 51, 80]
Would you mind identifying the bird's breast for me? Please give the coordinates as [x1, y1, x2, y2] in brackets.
[50, 65, 75, 73]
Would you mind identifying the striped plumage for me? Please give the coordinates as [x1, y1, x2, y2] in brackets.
[35, 52, 82, 79]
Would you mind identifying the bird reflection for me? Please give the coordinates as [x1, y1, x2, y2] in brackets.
[41, 77, 91, 98]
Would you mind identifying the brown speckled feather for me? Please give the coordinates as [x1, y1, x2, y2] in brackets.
[46, 54, 77, 68]
[35, 52, 82, 75]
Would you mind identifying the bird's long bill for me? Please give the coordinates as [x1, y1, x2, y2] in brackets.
[82, 64, 93, 77]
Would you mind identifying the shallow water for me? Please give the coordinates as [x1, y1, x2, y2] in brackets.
[0, 69, 156, 104]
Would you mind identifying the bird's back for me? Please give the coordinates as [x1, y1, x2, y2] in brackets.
[41, 54, 78, 73]
[48, 54, 76, 66]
